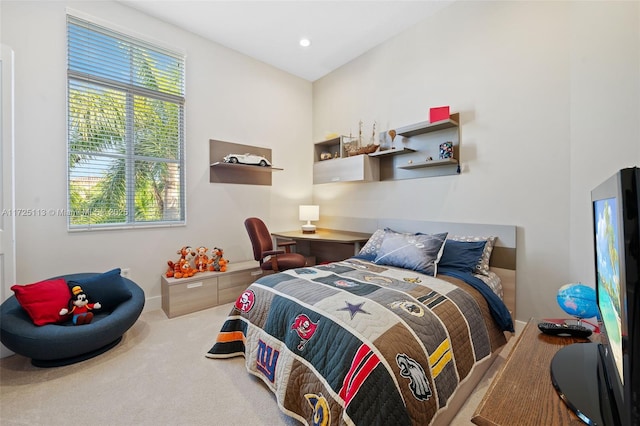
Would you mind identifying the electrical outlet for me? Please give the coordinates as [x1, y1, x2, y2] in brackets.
[121, 268, 130, 278]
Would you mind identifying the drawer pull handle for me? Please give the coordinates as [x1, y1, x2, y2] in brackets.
[187, 282, 203, 289]
[250, 270, 263, 276]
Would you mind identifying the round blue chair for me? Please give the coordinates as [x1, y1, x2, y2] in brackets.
[0, 272, 145, 367]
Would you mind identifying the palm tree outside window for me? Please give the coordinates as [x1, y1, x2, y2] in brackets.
[67, 15, 185, 229]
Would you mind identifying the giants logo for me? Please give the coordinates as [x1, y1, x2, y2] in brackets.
[256, 339, 279, 382]
[235, 289, 255, 312]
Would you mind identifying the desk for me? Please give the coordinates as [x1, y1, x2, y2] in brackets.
[271, 229, 371, 264]
[472, 318, 596, 425]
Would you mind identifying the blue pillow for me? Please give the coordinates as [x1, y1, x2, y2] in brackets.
[67, 268, 132, 313]
[438, 240, 487, 273]
[373, 232, 448, 276]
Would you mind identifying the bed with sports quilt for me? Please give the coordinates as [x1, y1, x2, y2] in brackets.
[207, 219, 517, 425]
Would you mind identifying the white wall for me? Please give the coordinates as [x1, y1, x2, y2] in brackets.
[0, 1, 313, 309]
[312, 1, 640, 321]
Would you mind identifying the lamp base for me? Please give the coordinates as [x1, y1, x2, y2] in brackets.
[301, 224, 316, 234]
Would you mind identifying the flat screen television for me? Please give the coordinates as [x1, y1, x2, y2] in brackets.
[551, 166, 639, 425]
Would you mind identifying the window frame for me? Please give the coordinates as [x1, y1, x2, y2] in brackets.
[66, 15, 186, 231]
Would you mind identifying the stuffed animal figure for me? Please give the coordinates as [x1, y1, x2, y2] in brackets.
[194, 246, 210, 273]
[165, 246, 196, 278]
[209, 247, 228, 272]
[177, 258, 196, 278]
[59, 285, 101, 325]
[177, 246, 195, 263]
[166, 260, 176, 278]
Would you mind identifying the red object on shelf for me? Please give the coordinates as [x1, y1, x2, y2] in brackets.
[429, 106, 450, 123]
[542, 318, 600, 334]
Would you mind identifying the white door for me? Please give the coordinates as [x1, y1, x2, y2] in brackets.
[1, 45, 17, 357]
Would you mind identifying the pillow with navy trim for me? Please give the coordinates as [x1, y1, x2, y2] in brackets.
[449, 235, 497, 276]
[67, 268, 132, 313]
[438, 239, 487, 273]
[373, 232, 448, 276]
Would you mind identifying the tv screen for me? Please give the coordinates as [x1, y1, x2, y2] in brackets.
[594, 197, 624, 387]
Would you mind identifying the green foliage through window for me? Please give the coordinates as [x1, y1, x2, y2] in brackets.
[67, 16, 185, 229]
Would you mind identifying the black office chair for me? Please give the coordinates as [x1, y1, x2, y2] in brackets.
[244, 217, 306, 272]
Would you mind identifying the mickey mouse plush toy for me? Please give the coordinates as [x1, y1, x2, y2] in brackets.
[59, 285, 101, 325]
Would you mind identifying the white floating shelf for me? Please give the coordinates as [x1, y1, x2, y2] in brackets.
[397, 158, 458, 170]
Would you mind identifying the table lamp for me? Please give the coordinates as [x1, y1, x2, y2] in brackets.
[299, 205, 319, 234]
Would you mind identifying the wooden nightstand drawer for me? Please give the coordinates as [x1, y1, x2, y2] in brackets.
[161, 260, 263, 318]
[162, 277, 218, 318]
[218, 265, 264, 304]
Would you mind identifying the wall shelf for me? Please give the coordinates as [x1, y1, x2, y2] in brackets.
[313, 112, 461, 183]
[368, 147, 416, 157]
[397, 158, 458, 169]
[209, 140, 279, 185]
[210, 162, 283, 172]
[395, 117, 459, 137]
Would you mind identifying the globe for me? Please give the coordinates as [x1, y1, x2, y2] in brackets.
[557, 283, 598, 320]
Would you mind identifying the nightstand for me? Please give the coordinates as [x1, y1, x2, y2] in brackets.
[472, 318, 596, 425]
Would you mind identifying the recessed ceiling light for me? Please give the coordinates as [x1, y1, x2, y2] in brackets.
[299, 38, 311, 48]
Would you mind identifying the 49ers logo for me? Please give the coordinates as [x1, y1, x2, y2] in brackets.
[235, 289, 255, 312]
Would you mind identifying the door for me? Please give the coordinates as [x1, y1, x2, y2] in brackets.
[1, 44, 16, 357]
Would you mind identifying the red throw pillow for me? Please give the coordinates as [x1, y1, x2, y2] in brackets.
[11, 278, 71, 326]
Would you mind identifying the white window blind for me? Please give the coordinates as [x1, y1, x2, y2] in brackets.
[67, 15, 185, 229]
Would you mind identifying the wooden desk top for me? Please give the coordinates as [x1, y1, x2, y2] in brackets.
[472, 318, 595, 426]
[271, 229, 372, 244]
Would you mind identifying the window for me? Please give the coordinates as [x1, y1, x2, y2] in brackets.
[67, 15, 185, 229]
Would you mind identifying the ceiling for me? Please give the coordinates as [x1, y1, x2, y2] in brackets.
[120, 1, 453, 82]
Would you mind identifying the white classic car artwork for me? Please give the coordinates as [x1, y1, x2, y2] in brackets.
[223, 153, 272, 167]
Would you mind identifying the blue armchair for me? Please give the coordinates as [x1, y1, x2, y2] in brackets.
[1, 272, 145, 367]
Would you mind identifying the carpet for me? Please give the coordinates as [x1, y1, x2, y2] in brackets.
[0, 303, 519, 425]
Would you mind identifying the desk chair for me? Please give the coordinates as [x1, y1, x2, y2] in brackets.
[245, 217, 306, 272]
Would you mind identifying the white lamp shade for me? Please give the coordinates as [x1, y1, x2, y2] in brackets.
[299, 205, 319, 233]
[299, 205, 319, 221]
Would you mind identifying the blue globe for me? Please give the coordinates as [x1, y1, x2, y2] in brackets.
[557, 283, 598, 319]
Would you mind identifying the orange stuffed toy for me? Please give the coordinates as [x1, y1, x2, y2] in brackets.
[209, 247, 228, 272]
[165, 246, 196, 278]
[194, 246, 210, 273]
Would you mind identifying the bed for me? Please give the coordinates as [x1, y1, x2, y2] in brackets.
[207, 218, 517, 425]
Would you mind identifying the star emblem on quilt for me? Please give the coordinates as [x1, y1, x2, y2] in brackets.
[338, 301, 370, 320]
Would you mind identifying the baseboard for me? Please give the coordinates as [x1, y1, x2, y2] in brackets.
[144, 295, 162, 312]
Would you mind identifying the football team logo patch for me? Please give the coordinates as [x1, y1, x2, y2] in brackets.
[396, 353, 432, 401]
[291, 314, 318, 350]
[304, 393, 330, 426]
[235, 289, 255, 312]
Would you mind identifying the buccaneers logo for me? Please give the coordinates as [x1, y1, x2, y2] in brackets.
[291, 314, 318, 350]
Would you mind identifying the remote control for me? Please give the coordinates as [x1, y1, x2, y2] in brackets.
[537, 321, 593, 338]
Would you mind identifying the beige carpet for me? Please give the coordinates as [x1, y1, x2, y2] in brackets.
[0, 304, 519, 425]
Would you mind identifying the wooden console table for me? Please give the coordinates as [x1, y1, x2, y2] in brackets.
[271, 229, 371, 264]
[472, 318, 596, 426]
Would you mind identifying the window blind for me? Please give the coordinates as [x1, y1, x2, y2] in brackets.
[67, 15, 185, 229]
